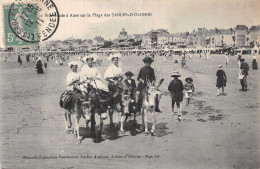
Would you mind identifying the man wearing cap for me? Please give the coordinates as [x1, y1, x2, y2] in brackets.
[123, 71, 137, 116]
[239, 58, 249, 91]
[136, 57, 160, 112]
[123, 71, 136, 98]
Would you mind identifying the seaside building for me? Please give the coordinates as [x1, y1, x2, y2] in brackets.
[92, 36, 105, 48]
[235, 25, 248, 47]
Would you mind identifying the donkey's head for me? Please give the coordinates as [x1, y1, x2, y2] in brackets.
[81, 95, 94, 121]
[121, 94, 131, 114]
[143, 79, 163, 109]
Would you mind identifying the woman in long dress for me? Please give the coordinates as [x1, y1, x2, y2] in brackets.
[216, 65, 227, 96]
[35, 58, 44, 74]
[252, 52, 258, 70]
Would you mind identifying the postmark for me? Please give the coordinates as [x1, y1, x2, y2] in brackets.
[5, 0, 59, 45]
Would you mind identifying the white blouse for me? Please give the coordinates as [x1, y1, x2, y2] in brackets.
[80, 65, 101, 81]
[66, 71, 80, 90]
[104, 64, 123, 79]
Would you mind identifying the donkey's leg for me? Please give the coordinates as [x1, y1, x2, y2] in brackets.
[120, 112, 125, 133]
[64, 111, 69, 133]
[133, 112, 137, 125]
[144, 109, 149, 136]
[98, 115, 103, 139]
[90, 110, 96, 133]
[108, 109, 114, 127]
[67, 113, 72, 128]
[151, 111, 158, 136]
[135, 92, 140, 115]
[141, 108, 145, 130]
[73, 114, 82, 142]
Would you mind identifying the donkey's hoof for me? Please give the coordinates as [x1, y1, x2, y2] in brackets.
[74, 131, 77, 138]
[66, 130, 70, 134]
[151, 132, 155, 136]
[145, 132, 149, 136]
[78, 140, 82, 144]
[68, 124, 72, 128]
[120, 130, 125, 135]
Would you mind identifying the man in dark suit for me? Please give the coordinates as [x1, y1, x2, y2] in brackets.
[240, 58, 249, 91]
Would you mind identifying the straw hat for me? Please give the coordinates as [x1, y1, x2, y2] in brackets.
[125, 71, 134, 77]
[218, 65, 223, 69]
[171, 71, 181, 77]
[82, 53, 99, 62]
[143, 56, 154, 63]
[185, 77, 193, 82]
[107, 53, 121, 61]
[68, 61, 82, 68]
[240, 57, 245, 61]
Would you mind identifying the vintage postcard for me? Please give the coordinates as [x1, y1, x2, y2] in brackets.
[0, 0, 259, 168]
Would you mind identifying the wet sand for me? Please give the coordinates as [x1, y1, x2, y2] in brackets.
[0, 53, 259, 169]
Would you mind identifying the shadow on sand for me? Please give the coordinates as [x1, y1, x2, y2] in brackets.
[75, 120, 171, 143]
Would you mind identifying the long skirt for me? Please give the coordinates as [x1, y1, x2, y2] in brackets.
[252, 59, 258, 70]
[184, 90, 193, 99]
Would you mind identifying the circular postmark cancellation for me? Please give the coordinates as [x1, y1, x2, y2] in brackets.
[8, 0, 59, 43]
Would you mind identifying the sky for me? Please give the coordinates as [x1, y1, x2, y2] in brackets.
[0, 0, 260, 46]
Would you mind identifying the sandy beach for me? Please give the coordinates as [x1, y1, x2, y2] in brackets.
[0, 53, 259, 169]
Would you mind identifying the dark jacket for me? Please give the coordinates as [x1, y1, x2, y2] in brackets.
[123, 79, 136, 98]
[137, 65, 156, 84]
[240, 62, 249, 76]
[168, 79, 184, 102]
[168, 79, 184, 93]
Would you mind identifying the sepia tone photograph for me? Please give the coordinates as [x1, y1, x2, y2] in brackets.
[0, 0, 259, 168]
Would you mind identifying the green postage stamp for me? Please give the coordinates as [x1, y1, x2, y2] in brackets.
[3, 3, 39, 47]
[2, 0, 59, 47]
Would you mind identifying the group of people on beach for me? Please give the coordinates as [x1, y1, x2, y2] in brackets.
[216, 52, 258, 96]
[63, 53, 195, 121]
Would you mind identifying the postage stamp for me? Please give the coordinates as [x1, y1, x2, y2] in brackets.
[3, 0, 59, 47]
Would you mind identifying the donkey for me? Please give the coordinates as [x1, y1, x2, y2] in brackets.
[108, 80, 131, 134]
[83, 85, 108, 141]
[136, 79, 163, 136]
[61, 85, 108, 143]
[61, 89, 87, 143]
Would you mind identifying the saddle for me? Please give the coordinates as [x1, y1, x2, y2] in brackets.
[60, 89, 85, 109]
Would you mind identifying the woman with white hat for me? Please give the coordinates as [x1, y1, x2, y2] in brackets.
[104, 53, 124, 107]
[216, 65, 227, 96]
[104, 53, 124, 85]
[66, 61, 82, 91]
[80, 54, 109, 94]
